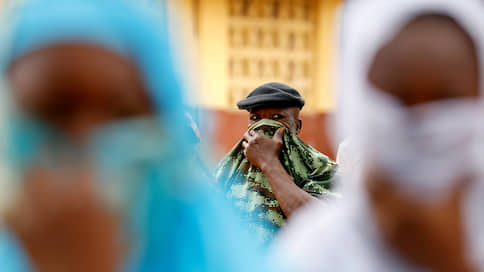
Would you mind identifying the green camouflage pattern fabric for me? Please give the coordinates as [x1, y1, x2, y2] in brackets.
[215, 119, 338, 243]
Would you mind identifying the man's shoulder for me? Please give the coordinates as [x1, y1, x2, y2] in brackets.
[293, 136, 336, 164]
[292, 136, 338, 175]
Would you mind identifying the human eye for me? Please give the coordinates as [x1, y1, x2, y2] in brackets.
[250, 115, 260, 121]
[272, 114, 283, 120]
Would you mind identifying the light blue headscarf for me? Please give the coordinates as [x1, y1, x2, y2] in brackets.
[0, 0, 269, 271]
[4, 0, 187, 149]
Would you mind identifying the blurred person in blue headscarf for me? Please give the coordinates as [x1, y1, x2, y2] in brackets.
[0, 0, 269, 271]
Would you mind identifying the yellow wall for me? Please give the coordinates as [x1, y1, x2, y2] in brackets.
[314, 0, 342, 112]
[198, 0, 230, 109]
[172, 0, 343, 113]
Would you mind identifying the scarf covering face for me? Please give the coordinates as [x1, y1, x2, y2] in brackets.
[272, 0, 484, 271]
[215, 119, 338, 243]
[0, 1, 269, 272]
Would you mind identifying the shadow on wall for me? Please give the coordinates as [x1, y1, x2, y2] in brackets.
[199, 108, 336, 169]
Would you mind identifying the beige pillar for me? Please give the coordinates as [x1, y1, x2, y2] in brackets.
[197, 0, 229, 109]
[314, 0, 342, 113]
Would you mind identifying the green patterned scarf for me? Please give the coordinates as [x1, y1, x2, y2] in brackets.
[215, 119, 338, 243]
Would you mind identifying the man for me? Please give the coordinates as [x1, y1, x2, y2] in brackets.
[215, 82, 337, 243]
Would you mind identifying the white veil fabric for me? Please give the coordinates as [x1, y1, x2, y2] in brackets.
[335, 0, 484, 144]
[272, 0, 484, 271]
[335, 0, 484, 193]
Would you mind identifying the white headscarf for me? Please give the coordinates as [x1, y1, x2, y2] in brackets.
[337, 0, 484, 189]
[273, 0, 484, 271]
[336, 0, 484, 141]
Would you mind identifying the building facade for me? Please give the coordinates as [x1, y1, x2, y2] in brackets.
[170, 0, 342, 161]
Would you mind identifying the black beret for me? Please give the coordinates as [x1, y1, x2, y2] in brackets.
[237, 82, 305, 110]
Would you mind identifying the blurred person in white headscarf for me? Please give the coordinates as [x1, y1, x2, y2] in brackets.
[271, 0, 484, 271]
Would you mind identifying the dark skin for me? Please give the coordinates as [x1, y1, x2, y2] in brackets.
[6, 166, 122, 272]
[247, 107, 302, 135]
[366, 15, 479, 272]
[8, 43, 153, 143]
[242, 106, 314, 218]
[6, 43, 155, 272]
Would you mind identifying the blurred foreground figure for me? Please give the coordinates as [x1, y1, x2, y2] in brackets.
[0, 1, 267, 271]
[215, 82, 338, 244]
[272, 0, 484, 271]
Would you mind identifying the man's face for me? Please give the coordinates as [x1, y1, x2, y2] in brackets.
[248, 107, 301, 134]
[8, 43, 154, 143]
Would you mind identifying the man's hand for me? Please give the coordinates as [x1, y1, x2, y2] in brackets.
[242, 127, 314, 218]
[242, 127, 285, 170]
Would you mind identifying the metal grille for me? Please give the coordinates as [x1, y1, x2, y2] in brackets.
[227, 0, 316, 105]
